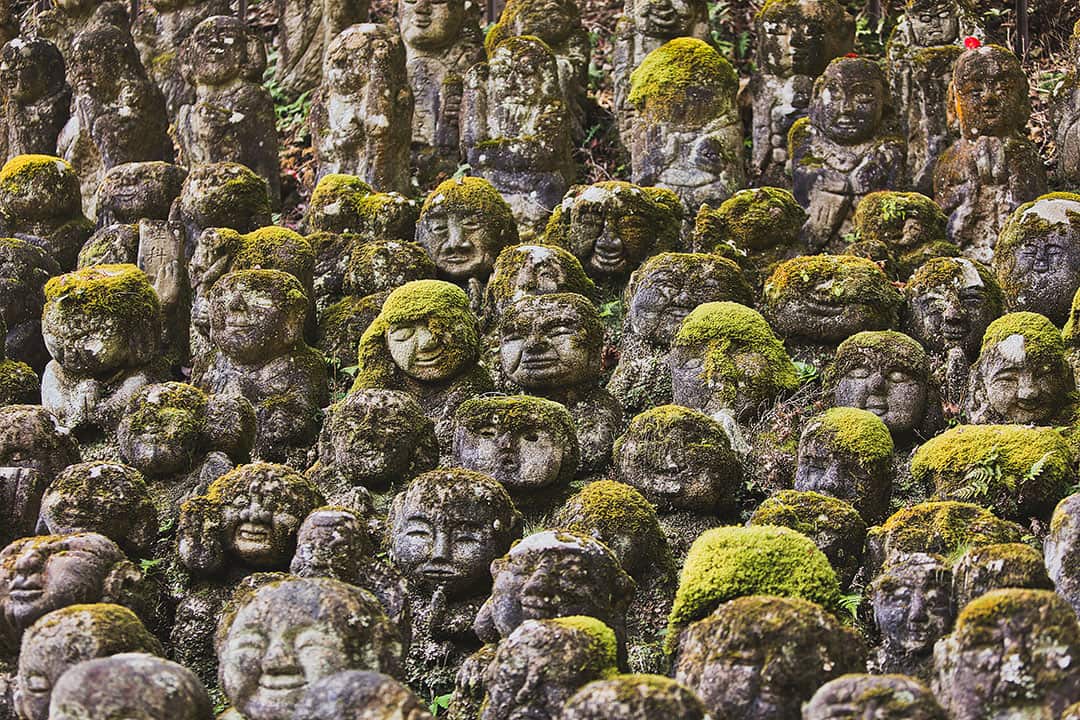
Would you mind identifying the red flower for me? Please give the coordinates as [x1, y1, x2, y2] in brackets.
[845, 52, 858, 58]
[964, 36, 981, 49]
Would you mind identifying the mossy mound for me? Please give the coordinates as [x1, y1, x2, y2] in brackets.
[869, 501, 1024, 569]
[44, 263, 161, 331]
[763, 254, 903, 321]
[0, 357, 37, 405]
[628, 38, 737, 124]
[952, 543, 1054, 609]
[549, 615, 620, 671]
[0, 154, 82, 218]
[906, 257, 1004, 311]
[981, 311, 1065, 367]
[692, 187, 806, 255]
[422, 176, 516, 228]
[805, 407, 894, 465]
[950, 588, 1079, 647]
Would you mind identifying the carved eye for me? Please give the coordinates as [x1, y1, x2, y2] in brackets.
[887, 370, 912, 383]
[847, 367, 871, 380]
[477, 425, 498, 439]
[24, 674, 49, 694]
[389, 325, 416, 341]
[522, 430, 540, 442]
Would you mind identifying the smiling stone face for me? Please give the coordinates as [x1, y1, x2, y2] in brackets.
[399, 0, 466, 49]
[952, 45, 1029, 140]
[804, 674, 947, 720]
[755, 0, 850, 77]
[905, 257, 1003, 359]
[209, 270, 307, 366]
[499, 294, 602, 391]
[810, 58, 887, 145]
[870, 553, 953, 664]
[417, 177, 517, 283]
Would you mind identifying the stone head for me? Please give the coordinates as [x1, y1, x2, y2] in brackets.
[966, 312, 1073, 425]
[613, 404, 741, 514]
[482, 617, 618, 720]
[904, 0, 964, 46]
[217, 577, 403, 720]
[668, 302, 799, 422]
[484, 244, 596, 319]
[546, 182, 682, 280]
[0, 155, 83, 225]
[690, 187, 805, 255]
[68, 24, 145, 94]
[994, 193, 1080, 326]
[305, 175, 374, 234]
[870, 553, 953, 657]
[476, 530, 633, 643]
[399, 0, 468, 50]
[174, 162, 272, 243]
[292, 671, 432, 720]
[417, 177, 518, 283]
[795, 406, 893, 520]
[42, 264, 161, 376]
[830, 330, 937, 440]
[487, 36, 562, 100]
[290, 507, 375, 582]
[47, 653, 213, 720]
[628, 37, 737, 127]
[183, 15, 266, 86]
[452, 395, 578, 492]
[209, 269, 308, 364]
[0, 236, 57, 338]
[854, 191, 948, 257]
[388, 468, 521, 597]
[490, 0, 579, 47]
[626, 252, 753, 345]
[38, 461, 157, 557]
[317, 389, 438, 489]
[499, 293, 602, 391]
[0, 38, 65, 104]
[629, 0, 706, 39]
[952, 543, 1053, 611]
[754, 0, 852, 76]
[324, 24, 404, 96]
[345, 240, 436, 297]
[14, 604, 161, 720]
[804, 674, 947, 720]
[904, 257, 1003, 359]
[810, 57, 888, 145]
[952, 44, 1029, 139]
[560, 675, 708, 720]
[0, 405, 79, 485]
[97, 162, 188, 226]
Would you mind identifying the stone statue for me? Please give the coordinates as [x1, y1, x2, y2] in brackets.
[1046, 493, 1080, 617]
[0, 236, 59, 373]
[275, 0, 369, 99]
[169, 162, 272, 260]
[0, 38, 70, 161]
[805, 674, 947, 720]
[849, 190, 957, 280]
[292, 671, 432, 720]
[561, 675, 708, 720]
[1053, 20, 1080, 186]
[869, 552, 953, 677]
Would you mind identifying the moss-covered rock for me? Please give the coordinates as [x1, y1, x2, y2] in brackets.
[483, 243, 597, 322]
[852, 191, 953, 279]
[628, 38, 737, 125]
[344, 239, 435, 298]
[951, 543, 1054, 610]
[691, 187, 805, 256]
[0, 356, 38, 405]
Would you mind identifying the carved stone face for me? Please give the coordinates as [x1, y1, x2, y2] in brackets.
[290, 509, 370, 581]
[0, 405, 77, 482]
[389, 470, 517, 597]
[997, 199, 1080, 325]
[907, 0, 961, 45]
[977, 334, 1070, 425]
[668, 340, 778, 422]
[419, 207, 499, 281]
[633, 0, 700, 37]
[953, 48, 1027, 139]
[0, 39, 65, 103]
[292, 671, 432, 720]
[210, 271, 305, 365]
[399, 0, 466, 49]
[499, 295, 600, 391]
[325, 27, 396, 96]
[386, 317, 470, 382]
[794, 435, 860, 503]
[186, 18, 252, 86]
[488, 40, 557, 105]
[216, 467, 314, 568]
[117, 383, 206, 477]
[758, 9, 826, 75]
[489, 246, 580, 317]
[811, 60, 886, 145]
[871, 554, 952, 656]
[804, 675, 947, 720]
[509, 0, 576, 45]
[834, 345, 929, 437]
[907, 259, 998, 358]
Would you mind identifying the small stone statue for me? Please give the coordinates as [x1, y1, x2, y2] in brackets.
[934, 44, 1047, 261]
[849, 191, 957, 280]
[1046, 493, 1080, 616]
[0, 236, 59, 373]
[560, 674, 708, 720]
[47, 653, 214, 720]
[275, 0, 369, 99]
[482, 243, 596, 324]
[306, 172, 418, 237]
[804, 674, 947, 720]
[94, 161, 189, 227]
[311, 23, 413, 195]
[790, 57, 906, 251]
[0, 316, 36, 406]
[292, 671, 432, 720]
[0, 38, 70, 161]
[499, 293, 622, 472]
[32, 0, 128, 62]
[951, 542, 1052, 610]
[1053, 20, 1080, 186]
[40, 264, 166, 436]
[460, 36, 575, 236]
[740, 0, 853, 186]
[169, 162, 272, 259]
[627, 38, 744, 214]
[869, 552, 953, 678]
[178, 16, 280, 207]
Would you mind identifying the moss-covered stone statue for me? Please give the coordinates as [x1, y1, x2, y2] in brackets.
[275, 0, 368, 100]
[869, 552, 953, 678]
[168, 162, 272, 259]
[561, 674, 709, 720]
[627, 38, 744, 215]
[933, 44, 1046, 262]
[885, 0, 983, 194]
[452, 395, 578, 514]
[1045, 493, 1080, 617]
[739, 0, 853, 186]
[481, 243, 596, 325]
[31, 0, 128, 62]
[849, 190, 957, 280]
[932, 589, 1080, 720]
[790, 57, 906, 252]
[460, 36, 575, 236]
[672, 595, 864, 720]
[0, 236, 59, 374]
[993, 192, 1080, 326]
[608, 253, 753, 415]
[0, 38, 70, 161]
[0, 155, 93, 271]
[1053, 20, 1080, 186]
[291, 670, 431, 720]
[194, 269, 327, 463]
[965, 311, 1076, 426]
[498, 293, 621, 473]
[305, 173, 419, 239]
[93, 161, 188, 228]
[387, 469, 521, 696]
[0, 316, 36, 406]
[951, 542, 1052, 610]
[40, 264, 165, 436]
[311, 23, 413, 195]
[804, 674, 947, 720]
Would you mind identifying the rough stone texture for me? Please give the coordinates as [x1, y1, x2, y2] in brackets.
[804, 673, 947, 720]
[275, 0, 369, 99]
[481, 243, 596, 325]
[0, 38, 70, 161]
[292, 670, 432, 720]
[169, 162, 272, 260]
[1045, 493, 1080, 617]
[560, 674, 708, 720]
[1052, 20, 1080, 186]
[870, 553, 953, 678]
[0, 237, 58, 374]
[951, 543, 1052, 611]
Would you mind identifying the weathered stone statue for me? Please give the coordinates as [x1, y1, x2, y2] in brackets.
[886, 0, 982, 194]
[275, 0, 369, 99]
[805, 674, 947, 720]
[178, 16, 280, 207]
[561, 674, 709, 720]
[94, 161, 188, 227]
[461, 36, 575, 236]
[607, 252, 753, 415]
[627, 38, 744, 214]
[0, 155, 93, 271]
[306, 172, 418, 237]
[1053, 20, 1080, 186]
[934, 44, 1047, 261]
[790, 57, 906, 251]
[869, 552, 953, 678]
[951, 542, 1052, 610]
[1046, 493, 1080, 616]
[965, 311, 1075, 425]
[0, 236, 58, 373]
[40, 264, 166, 436]
[46, 653, 214, 720]
[740, 0, 853, 186]
[311, 23, 413, 195]
[933, 589, 1080, 720]
[387, 469, 521, 694]
[499, 293, 621, 472]
[32, 0, 128, 62]
[0, 38, 69, 161]
[850, 191, 956, 280]
[482, 244, 596, 324]
[0, 316, 36, 406]
[169, 162, 272, 259]
[194, 269, 327, 462]
[292, 671, 432, 720]
[131, 0, 231, 118]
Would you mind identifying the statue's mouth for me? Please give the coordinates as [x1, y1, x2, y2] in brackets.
[804, 298, 844, 316]
[236, 523, 271, 543]
[591, 248, 625, 269]
[258, 674, 306, 691]
[8, 587, 42, 602]
[520, 595, 555, 614]
[520, 355, 560, 370]
[413, 348, 445, 366]
[421, 564, 457, 580]
[942, 325, 967, 341]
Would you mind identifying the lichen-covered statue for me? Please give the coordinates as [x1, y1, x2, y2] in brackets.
[0, 236, 59, 373]
[195, 269, 327, 462]
[0, 38, 70, 161]
[804, 674, 947, 720]
[481, 243, 596, 324]
[177, 16, 280, 206]
[311, 24, 413, 194]
[0, 316, 36, 406]
[1046, 493, 1080, 616]
[0, 155, 93, 271]
[740, 0, 853, 186]
[790, 57, 906, 252]
[561, 674, 709, 720]
[933, 44, 1046, 261]
[993, 192, 1080, 326]
[607, 252, 753, 416]
[627, 38, 744, 215]
[951, 542, 1052, 610]
[387, 469, 521, 695]
[275, 0, 369, 99]
[1053, 20, 1080, 186]
[499, 293, 621, 473]
[291, 670, 432, 720]
[168, 162, 272, 259]
[40, 264, 165, 436]
[869, 552, 953, 678]
[849, 191, 957, 280]
[461, 36, 575, 237]
[885, 0, 982, 194]
[964, 311, 1076, 426]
